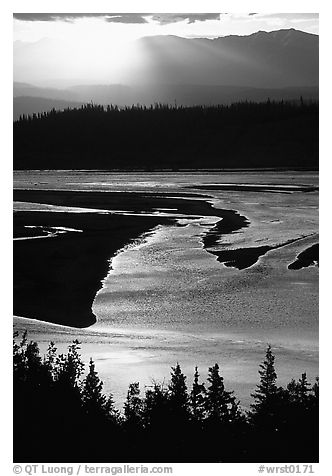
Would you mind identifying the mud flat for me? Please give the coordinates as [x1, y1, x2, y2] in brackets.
[190, 184, 318, 193]
[288, 243, 319, 270]
[14, 211, 171, 327]
[12, 171, 319, 407]
[13, 189, 231, 218]
[14, 189, 253, 326]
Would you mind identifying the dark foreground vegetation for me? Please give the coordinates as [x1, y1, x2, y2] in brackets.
[14, 100, 318, 170]
[14, 332, 318, 463]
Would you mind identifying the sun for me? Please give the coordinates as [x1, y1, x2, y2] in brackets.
[14, 17, 151, 85]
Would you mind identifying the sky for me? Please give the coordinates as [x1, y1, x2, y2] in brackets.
[13, 13, 319, 86]
[14, 13, 319, 43]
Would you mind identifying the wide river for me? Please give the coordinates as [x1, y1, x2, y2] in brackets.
[13, 170, 319, 408]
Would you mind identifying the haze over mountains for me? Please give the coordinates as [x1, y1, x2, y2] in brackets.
[14, 29, 318, 120]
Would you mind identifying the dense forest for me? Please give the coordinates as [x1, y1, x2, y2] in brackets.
[13, 100, 318, 170]
[14, 332, 318, 463]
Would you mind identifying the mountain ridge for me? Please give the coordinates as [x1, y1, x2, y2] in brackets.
[14, 28, 318, 118]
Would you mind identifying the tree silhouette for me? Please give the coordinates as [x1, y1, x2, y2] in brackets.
[104, 393, 120, 424]
[55, 339, 84, 388]
[249, 345, 288, 461]
[143, 382, 168, 426]
[190, 366, 206, 423]
[205, 363, 237, 424]
[124, 382, 143, 428]
[13, 332, 319, 463]
[168, 363, 189, 421]
[14, 100, 318, 170]
[80, 358, 121, 459]
[81, 358, 108, 418]
[43, 341, 57, 378]
[13, 330, 28, 382]
[250, 345, 278, 419]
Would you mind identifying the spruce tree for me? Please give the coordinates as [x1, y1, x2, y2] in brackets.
[312, 377, 319, 400]
[250, 345, 281, 430]
[56, 339, 84, 388]
[286, 372, 314, 417]
[143, 382, 169, 429]
[104, 393, 120, 424]
[81, 358, 107, 417]
[190, 366, 206, 423]
[168, 363, 189, 421]
[205, 363, 237, 424]
[124, 382, 143, 427]
[298, 373, 311, 405]
[251, 345, 277, 409]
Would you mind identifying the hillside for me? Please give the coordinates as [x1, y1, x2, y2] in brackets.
[14, 101, 319, 170]
[13, 29, 318, 118]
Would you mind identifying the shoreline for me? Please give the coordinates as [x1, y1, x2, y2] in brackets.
[205, 235, 318, 270]
[288, 243, 319, 270]
[14, 167, 319, 173]
[14, 211, 171, 328]
[13, 190, 251, 328]
[14, 187, 318, 327]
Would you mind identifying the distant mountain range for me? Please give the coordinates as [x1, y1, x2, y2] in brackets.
[136, 29, 318, 88]
[13, 29, 318, 119]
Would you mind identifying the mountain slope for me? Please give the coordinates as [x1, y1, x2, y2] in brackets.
[13, 29, 318, 117]
[135, 29, 318, 88]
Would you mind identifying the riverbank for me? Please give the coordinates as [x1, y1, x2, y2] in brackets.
[12, 171, 318, 411]
[14, 189, 254, 326]
[14, 211, 171, 327]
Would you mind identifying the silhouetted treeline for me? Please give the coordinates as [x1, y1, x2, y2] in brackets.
[13, 332, 318, 463]
[13, 100, 318, 170]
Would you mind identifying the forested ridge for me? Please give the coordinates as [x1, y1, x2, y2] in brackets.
[14, 332, 318, 463]
[13, 100, 318, 170]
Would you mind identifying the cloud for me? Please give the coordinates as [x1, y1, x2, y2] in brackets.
[105, 14, 148, 24]
[253, 13, 318, 21]
[13, 13, 110, 22]
[13, 12, 221, 25]
[151, 13, 220, 25]
[13, 12, 318, 26]
[13, 13, 148, 23]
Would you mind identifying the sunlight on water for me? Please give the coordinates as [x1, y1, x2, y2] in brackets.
[13, 171, 319, 408]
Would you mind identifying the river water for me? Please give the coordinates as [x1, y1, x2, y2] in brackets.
[13, 171, 319, 408]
